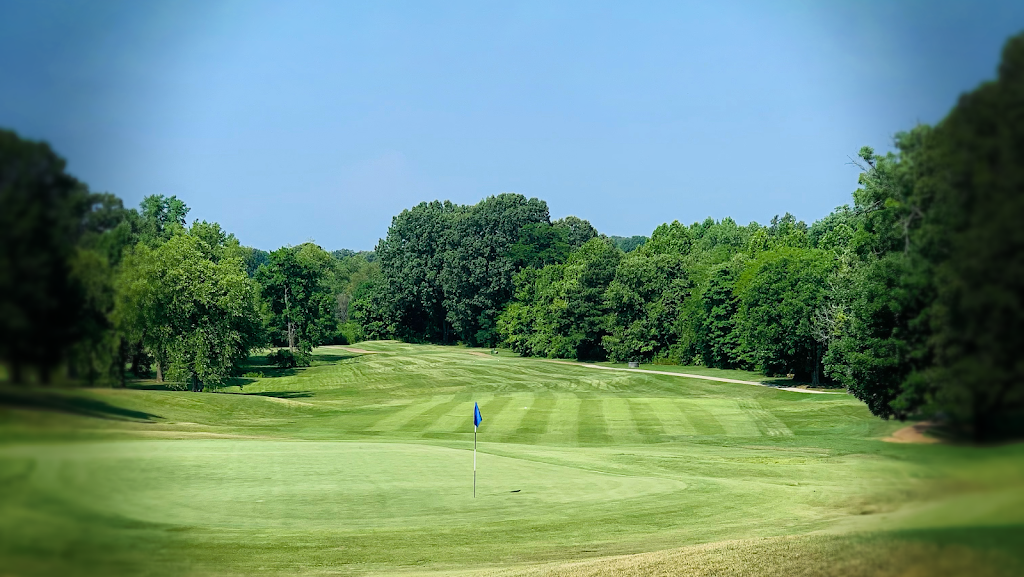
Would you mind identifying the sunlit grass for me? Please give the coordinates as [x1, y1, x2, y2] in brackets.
[1, 341, 1021, 575]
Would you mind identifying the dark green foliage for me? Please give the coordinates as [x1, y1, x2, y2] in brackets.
[602, 245, 691, 362]
[441, 194, 551, 346]
[137, 194, 189, 246]
[349, 275, 392, 340]
[824, 254, 913, 417]
[116, 229, 264, 390]
[905, 34, 1024, 439]
[328, 252, 379, 343]
[553, 216, 599, 250]
[499, 238, 621, 359]
[266, 349, 311, 368]
[371, 194, 554, 346]
[374, 200, 459, 342]
[0, 129, 130, 384]
[608, 235, 648, 253]
[509, 222, 570, 270]
[693, 261, 745, 369]
[735, 248, 836, 383]
[255, 244, 336, 353]
[241, 247, 270, 277]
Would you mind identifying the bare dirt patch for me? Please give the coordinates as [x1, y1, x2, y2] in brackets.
[883, 421, 940, 444]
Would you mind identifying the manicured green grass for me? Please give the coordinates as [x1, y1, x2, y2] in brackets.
[1, 341, 1022, 576]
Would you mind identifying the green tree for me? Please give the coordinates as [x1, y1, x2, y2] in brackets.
[0, 129, 94, 383]
[440, 194, 551, 346]
[602, 252, 691, 363]
[508, 222, 570, 270]
[553, 216, 598, 250]
[608, 235, 648, 253]
[116, 230, 263, 390]
[735, 248, 836, 383]
[499, 238, 621, 359]
[902, 33, 1024, 439]
[693, 259, 747, 369]
[823, 130, 932, 418]
[256, 244, 336, 353]
[137, 194, 189, 246]
[374, 200, 459, 342]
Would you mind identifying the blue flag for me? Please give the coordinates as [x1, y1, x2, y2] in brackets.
[474, 402, 482, 428]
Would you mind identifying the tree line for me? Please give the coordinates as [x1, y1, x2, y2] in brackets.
[0, 139, 379, 390]
[2, 34, 1020, 439]
[356, 34, 1024, 440]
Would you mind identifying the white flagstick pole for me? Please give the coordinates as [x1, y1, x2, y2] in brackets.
[473, 424, 478, 498]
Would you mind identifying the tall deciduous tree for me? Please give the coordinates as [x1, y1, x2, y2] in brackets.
[735, 247, 836, 383]
[0, 129, 92, 383]
[440, 194, 550, 346]
[117, 230, 263, 390]
[905, 33, 1024, 439]
[499, 237, 621, 359]
[256, 244, 336, 353]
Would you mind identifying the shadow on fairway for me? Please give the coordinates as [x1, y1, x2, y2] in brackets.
[0, 388, 161, 422]
[761, 377, 844, 390]
[230, 391, 315, 399]
[312, 354, 359, 363]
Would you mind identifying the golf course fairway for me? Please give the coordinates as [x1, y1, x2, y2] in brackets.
[2, 341, 1022, 576]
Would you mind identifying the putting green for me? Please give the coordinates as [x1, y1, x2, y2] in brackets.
[4, 440, 686, 530]
[1, 341, 1022, 576]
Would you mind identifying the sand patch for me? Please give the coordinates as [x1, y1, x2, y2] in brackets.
[883, 421, 940, 444]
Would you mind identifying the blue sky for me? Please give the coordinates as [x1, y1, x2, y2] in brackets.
[3, 1, 1022, 250]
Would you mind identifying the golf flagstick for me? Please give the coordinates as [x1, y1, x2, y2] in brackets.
[473, 401, 482, 498]
[473, 424, 477, 498]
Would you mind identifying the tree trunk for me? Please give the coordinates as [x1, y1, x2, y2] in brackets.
[155, 361, 163, 382]
[811, 344, 821, 386]
[117, 341, 127, 388]
[10, 360, 23, 384]
[284, 286, 296, 352]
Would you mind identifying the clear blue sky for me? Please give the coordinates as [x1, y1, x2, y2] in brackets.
[3, 1, 1022, 251]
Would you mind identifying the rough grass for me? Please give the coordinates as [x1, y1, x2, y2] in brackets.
[1, 341, 1022, 576]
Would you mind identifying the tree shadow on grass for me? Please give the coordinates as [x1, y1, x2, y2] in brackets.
[761, 378, 796, 387]
[761, 377, 844, 390]
[311, 354, 359, 363]
[0, 388, 161, 422]
[223, 391, 314, 399]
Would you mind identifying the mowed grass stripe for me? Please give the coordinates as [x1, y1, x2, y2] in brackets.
[647, 398, 698, 436]
[577, 397, 611, 445]
[514, 395, 558, 443]
[626, 398, 666, 443]
[479, 396, 515, 430]
[426, 393, 495, 434]
[368, 396, 454, 432]
[675, 400, 727, 435]
[541, 395, 582, 446]
[738, 400, 794, 437]
[399, 399, 467, 434]
[486, 394, 534, 441]
[602, 398, 643, 443]
[710, 400, 763, 437]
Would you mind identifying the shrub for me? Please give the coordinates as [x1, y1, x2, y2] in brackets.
[266, 349, 311, 368]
